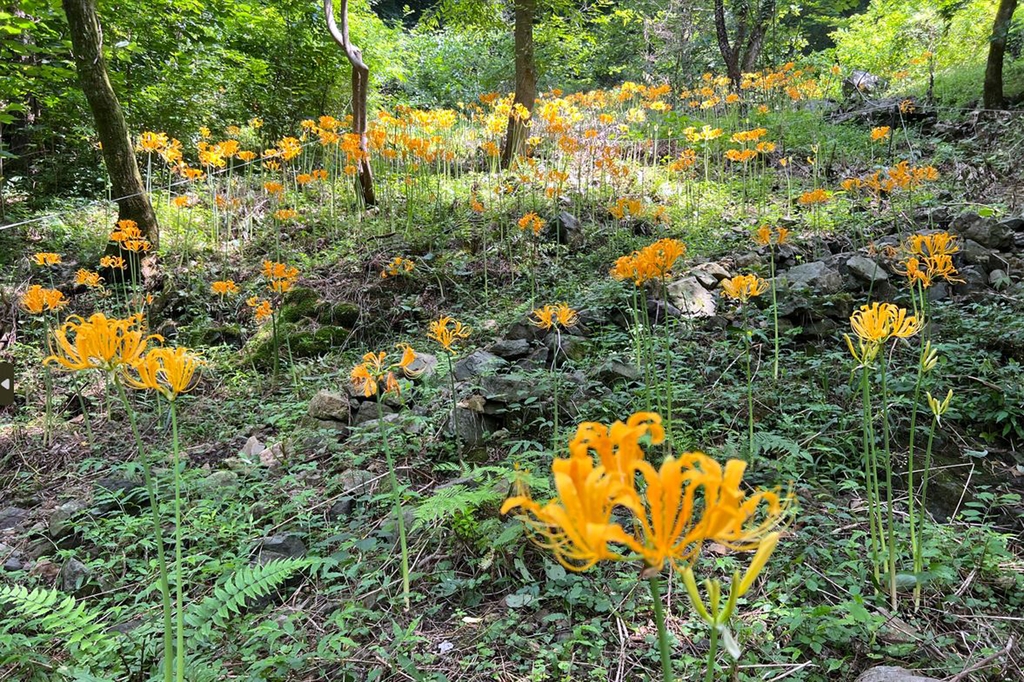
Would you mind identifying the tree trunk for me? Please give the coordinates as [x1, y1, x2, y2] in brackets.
[983, 0, 1019, 109]
[62, 0, 159, 246]
[500, 0, 537, 169]
[325, 0, 376, 206]
[714, 0, 742, 88]
[740, 0, 774, 74]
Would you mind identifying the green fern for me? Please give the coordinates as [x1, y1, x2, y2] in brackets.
[185, 558, 316, 640]
[0, 584, 110, 654]
[752, 432, 811, 464]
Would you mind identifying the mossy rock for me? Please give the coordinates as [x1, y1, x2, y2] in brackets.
[314, 301, 359, 327]
[187, 323, 243, 348]
[289, 325, 351, 357]
[242, 322, 350, 369]
[279, 287, 320, 323]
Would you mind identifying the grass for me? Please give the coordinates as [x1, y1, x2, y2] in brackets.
[1, 72, 1023, 681]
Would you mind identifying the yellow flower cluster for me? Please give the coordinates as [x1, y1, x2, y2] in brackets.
[531, 303, 578, 331]
[211, 280, 239, 296]
[427, 315, 471, 352]
[720, 274, 769, 303]
[350, 345, 421, 397]
[610, 238, 686, 286]
[845, 302, 922, 365]
[110, 220, 151, 253]
[32, 252, 62, 266]
[381, 256, 415, 278]
[246, 296, 273, 322]
[753, 225, 791, 247]
[503, 411, 791, 572]
[517, 212, 546, 236]
[841, 161, 939, 197]
[21, 285, 68, 314]
[261, 260, 299, 294]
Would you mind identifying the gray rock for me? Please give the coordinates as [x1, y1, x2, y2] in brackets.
[554, 210, 582, 246]
[92, 476, 145, 515]
[733, 251, 761, 269]
[691, 261, 730, 282]
[328, 470, 376, 520]
[60, 558, 96, 596]
[307, 390, 350, 423]
[544, 334, 587, 366]
[201, 471, 239, 498]
[256, 534, 307, 563]
[489, 338, 531, 360]
[953, 266, 987, 297]
[352, 400, 396, 426]
[450, 406, 499, 450]
[963, 218, 1013, 250]
[0, 507, 28, 531]
[0, 543, 23, 572]
[989, 269, 1009, 288]
[239, 435, 266, 458]
[453, 350, 508, 381]
[927, 282, 948, 302]
[591, 359, 639, 386]
[667, 276, 716, 318]
[477, 374, 523, 403]
[843, 70, 884, 98]
[505, 319, 540, 342]
[48, 500, 88, 539]
[361, 411, 425, 435]
[846, 255, 888, 284]
[404, 351, 437, 379]
[782, 261, 843, 293]
[961, 239, 994, 271]
[853, 666, 940, 682]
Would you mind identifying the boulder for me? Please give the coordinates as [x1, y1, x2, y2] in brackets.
[842, 70, 884, 98]
[544, 334, 587, 366]
[781, 261, 843, 294]
[952, 266, 987, 297]
[591, 360, 639, 386]
[846, 255, 888, 284]
[328, 470, 376, 520]
[962, 218, 1014, 250]
[453, 350, 509, 381]
[404, 351, 437, 379]
[92, 476, 145, 515]
[307, 390, 350, 423]
[240, 435, 265, 458]
[961, 239, 995, 272]
[489, 338, 531, 360]
[60, 558, 99, 597]
[352, 400, 396, 426]
[450, 406, 500, 452]
[200, 471, 240, 498]
[667, 277, 716, 318]
[48, 500, 88, 539]
[989, 269, 1009, 288]
[255, 534, 307, 564]
[0, 507, 28, 531]
[853, 666, 941, 682]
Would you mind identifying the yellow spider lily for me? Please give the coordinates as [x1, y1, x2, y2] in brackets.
[122, 347, 203, 401]
[720, 274, 769, 302]
[21, 285, 68, 314]
[46, 313, 159, 373]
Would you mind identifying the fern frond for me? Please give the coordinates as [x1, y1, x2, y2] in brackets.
[0, 584, 110, 654]
[185, 558, 316, 640]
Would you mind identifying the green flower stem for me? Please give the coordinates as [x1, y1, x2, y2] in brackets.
[114, 378, 173, 682]
[745, 330, 754, 465]
[705, 624, 719, 682]
[378, 400, 410, 610]
[915, 415, 938, 607]
[770, 249, 780, 382]
[878, 360, 898, 610]
[647, 575, 674, 682]
[860, 366, 882, 586]
[170, 401, 185, 682]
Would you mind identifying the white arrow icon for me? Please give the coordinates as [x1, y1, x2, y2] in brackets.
[0, 379, 8, 390]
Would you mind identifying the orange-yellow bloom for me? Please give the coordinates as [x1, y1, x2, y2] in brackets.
[211, 280, 239, 296]
[21, 285, 68, 314]
[122, 347, 203, 400]
[427, 315, 471, 352]
[720, 274, 769, 302]
[45, 313, 158, 373]
[75, 269, 104, 289]
[32, 252, 62, 266]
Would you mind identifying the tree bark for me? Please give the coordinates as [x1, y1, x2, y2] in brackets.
[62, 0, 159, 246]
[983, 0, 1019, 109]
[325, 0, 376, 206]
[715, 0, 775, 89]
[500, 0, 537, 169]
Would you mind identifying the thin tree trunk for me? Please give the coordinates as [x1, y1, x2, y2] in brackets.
[983, 0, 1019, 109]
[714, 0, 741, 88]
[500, 0, 537, 169]
[740, 0, 774, 74]
[62, 0, 159, 247]
[325, 0, 376, 206]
